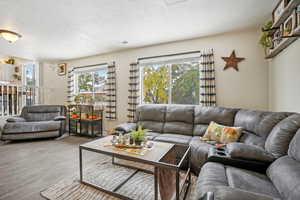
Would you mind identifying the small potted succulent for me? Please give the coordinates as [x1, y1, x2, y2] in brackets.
[130, 126, 150, 145]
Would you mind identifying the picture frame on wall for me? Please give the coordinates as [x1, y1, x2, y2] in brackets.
[273, 0, 285, 23]
[57, 63, 67, 76]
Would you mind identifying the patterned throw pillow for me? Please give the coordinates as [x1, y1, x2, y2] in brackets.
[202, 121, 242, 144]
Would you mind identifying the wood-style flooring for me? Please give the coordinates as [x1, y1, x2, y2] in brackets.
[0, 136, 98, 200]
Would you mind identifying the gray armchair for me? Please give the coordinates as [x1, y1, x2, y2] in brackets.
[1, 105, 66, 141]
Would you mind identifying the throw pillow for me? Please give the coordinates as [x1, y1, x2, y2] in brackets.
[202, 121, 242, 144]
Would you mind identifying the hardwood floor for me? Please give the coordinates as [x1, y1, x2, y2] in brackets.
[0, 136, 99, 200]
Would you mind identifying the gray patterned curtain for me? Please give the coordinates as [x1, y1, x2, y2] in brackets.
[67, 67, 74, 103]
[127, 62, 139, 122]
[105, 62, 117, 120]
[199, 49, 216, 106]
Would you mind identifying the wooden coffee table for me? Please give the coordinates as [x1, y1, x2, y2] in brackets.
[79, 135, 191, 200]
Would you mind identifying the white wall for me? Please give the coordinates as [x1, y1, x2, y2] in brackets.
[42, 28, 269, 130]
[269, 39, 300, 113]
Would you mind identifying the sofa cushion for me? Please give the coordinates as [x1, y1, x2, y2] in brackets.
[227, 143, 275, 163]
[288, 128, 300, 162]
[153, 134, 192, 145]
[137, 121, 164, 133]
[197, 162, 280, 199]
[267, 156, 300, 200]
[226, 166, 280, 198]
[163, 105, 194, 136]
[165, 105, 194, 123]
[137, 104, 166, 122]
[189, 136, 213, 175]
[26, 105, 62, 113]
[265, 114, 300, 158]
[145, 131, 161, 140]
[193, 124, 208, 136]
[163, 122, 193, 136]
[194, 106, 238, 126]
[234, 110, 289, 139]
[3, 121, 61, 134]
[238, 130, 266, 148]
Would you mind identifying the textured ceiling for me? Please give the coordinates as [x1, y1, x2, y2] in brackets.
[0, 0, 276, 61]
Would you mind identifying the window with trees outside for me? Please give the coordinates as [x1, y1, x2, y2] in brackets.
[74, 66, 108, 103]
[140, 57, 199, 105]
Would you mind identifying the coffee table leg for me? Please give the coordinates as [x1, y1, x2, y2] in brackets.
[154, 167, 158, 200]
[79, 147, 83, 182]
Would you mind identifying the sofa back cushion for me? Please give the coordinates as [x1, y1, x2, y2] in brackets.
[193, 106, 238, 136]
[136, 104, 166, 132]
[265, 113, 299, 158]
[288, 128, 300, 162]
[137, 104, 166, 122]
[163, 105, 194, 135]
[234, 110, 289, 140]
[22, 105, 64, 122]
[267, 156, 300, 200]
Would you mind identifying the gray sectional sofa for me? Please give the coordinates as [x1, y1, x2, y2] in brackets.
[116, 104, 300, 200]
[1, 105, 66, 141]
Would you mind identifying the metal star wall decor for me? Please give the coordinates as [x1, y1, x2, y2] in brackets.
[222, 50, 245, 71]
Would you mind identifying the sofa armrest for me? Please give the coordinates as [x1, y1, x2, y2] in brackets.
[6, 117, 26, 123]
[227, 142, 275, 163]
[115, 123, 137, 133]
[199, 186, 279, 200]
[54, 116, 66, 121]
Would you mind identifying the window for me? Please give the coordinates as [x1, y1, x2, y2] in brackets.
[140, 56, 199, 105]
[74, 65, 108, 103]
[23, 64, 36, 86]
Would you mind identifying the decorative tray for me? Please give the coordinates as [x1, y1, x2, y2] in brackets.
[112, 143, 143, 149]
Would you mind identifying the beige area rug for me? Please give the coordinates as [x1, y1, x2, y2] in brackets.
[41, 158, 197, 200]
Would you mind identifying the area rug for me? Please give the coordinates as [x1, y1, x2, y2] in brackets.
[40, 158, 197, 200]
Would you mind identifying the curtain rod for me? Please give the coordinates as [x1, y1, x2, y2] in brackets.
[137, 50, 201, 61]
[74, 62, 108, 69]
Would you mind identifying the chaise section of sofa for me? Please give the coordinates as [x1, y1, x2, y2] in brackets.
[196, 128, 300, 200]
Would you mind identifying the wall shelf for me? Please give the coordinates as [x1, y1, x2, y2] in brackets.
[272, 0, 300, 28]
[266, 26, 300, 59]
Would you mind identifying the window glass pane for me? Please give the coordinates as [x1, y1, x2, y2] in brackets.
[171, 62, 199, 104]
[143, 64, 169, 104]
[25, 65, 35, 86]
[94, 70, 107, 93]
[77, 72, 93, 93]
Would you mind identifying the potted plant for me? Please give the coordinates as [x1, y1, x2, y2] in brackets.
[130, 126, 151, 145]
[259, 21, 274, 55]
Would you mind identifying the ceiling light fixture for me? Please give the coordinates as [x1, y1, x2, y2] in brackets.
[122, 41, 128, 44]
[0, 29, 22, 43]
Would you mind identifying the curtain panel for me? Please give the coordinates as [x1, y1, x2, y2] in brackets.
[127, 62, 139, 123]
[67, 67, 75, 103]
[199, 49, 216, 107]
[105, 62, 117, 120]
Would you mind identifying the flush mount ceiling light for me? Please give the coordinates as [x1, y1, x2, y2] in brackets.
[0, 29, 22, 43]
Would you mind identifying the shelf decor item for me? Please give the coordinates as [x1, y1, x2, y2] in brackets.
[260, 21, 275, 55]
[297, 5, 300, 27]
[283, 10, 297, 36]
[273, 26, 283, 48]
[273, 0, 286, 23]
